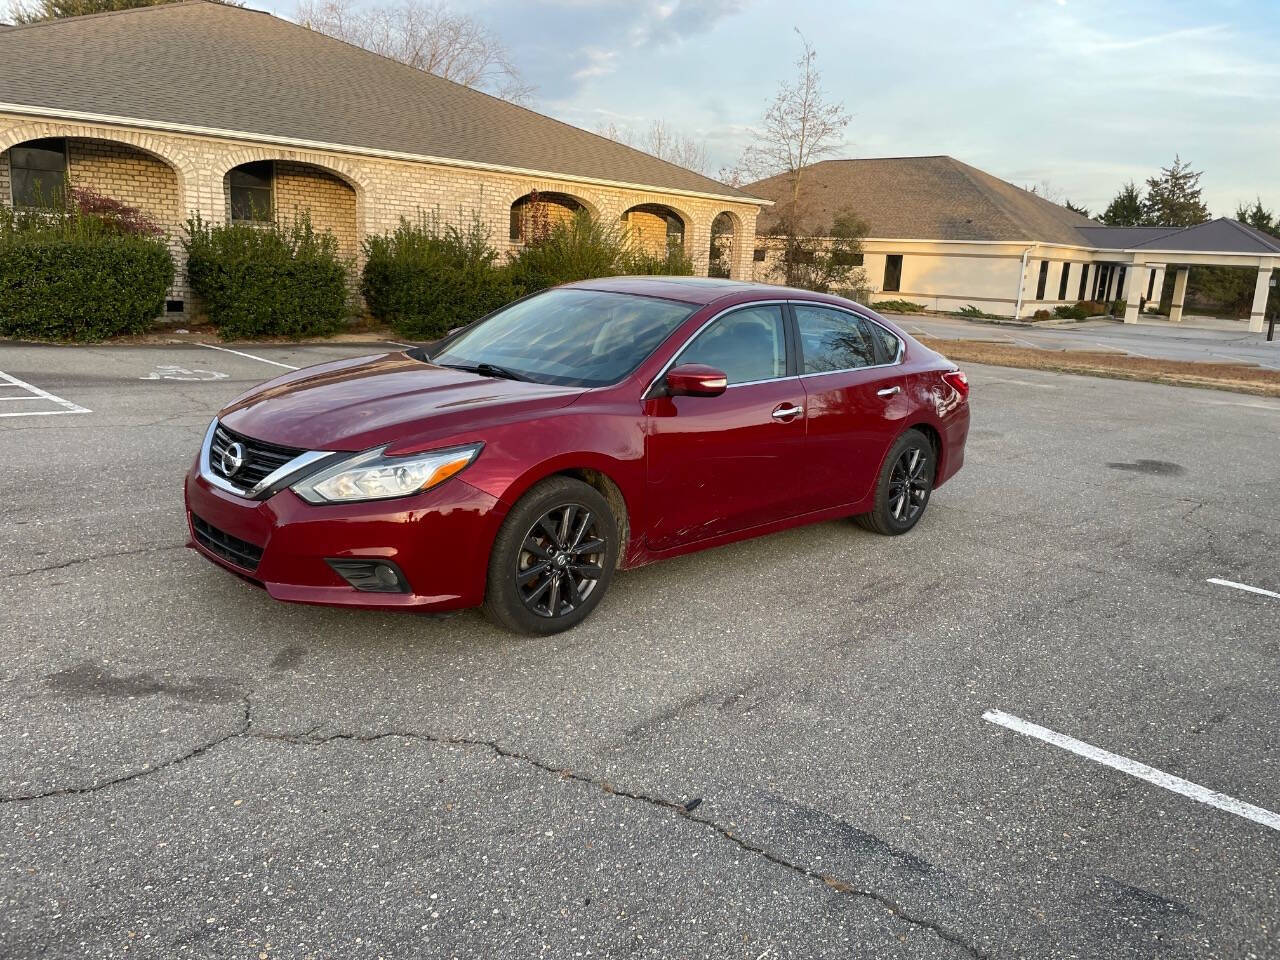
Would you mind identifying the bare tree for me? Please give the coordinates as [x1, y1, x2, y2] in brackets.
[731, 30, 849, 283]
[596, 119, 710, 174]
[296, 0, 534, 103]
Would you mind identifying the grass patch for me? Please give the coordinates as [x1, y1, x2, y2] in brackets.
[919, 336, 1280, 398]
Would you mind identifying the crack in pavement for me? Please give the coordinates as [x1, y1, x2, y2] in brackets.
[248, 726, 989, 959]
[4, 543, 186, 578]
[2, 712, 987, 958]
[0, 696, 251, 803]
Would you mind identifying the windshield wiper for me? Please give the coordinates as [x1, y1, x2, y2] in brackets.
[436, 361, 529, 382]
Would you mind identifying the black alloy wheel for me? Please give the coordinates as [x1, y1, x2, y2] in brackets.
[484, 477, 618, 634]
[855, 428, 935, 536]
[515, 502, 607, 618]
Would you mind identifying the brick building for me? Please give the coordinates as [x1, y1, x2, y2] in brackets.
[0, 0, 765, 317]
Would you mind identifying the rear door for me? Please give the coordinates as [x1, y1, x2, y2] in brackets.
[644, 303, 807, 551]
[793, 302, 907, 509]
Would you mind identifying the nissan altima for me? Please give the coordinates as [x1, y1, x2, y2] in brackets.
[185, 277, 970, 634]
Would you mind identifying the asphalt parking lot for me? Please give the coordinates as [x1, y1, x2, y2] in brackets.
[2, 339, 1278, 959]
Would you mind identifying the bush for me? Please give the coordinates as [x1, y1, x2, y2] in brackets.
[1110, 299, 1127, 316]
[184, 213, 351, 340]
[0, 202, 174, 341]
[874, 299, 928, 314]
[624, 243, 695, 277]
[956, 304, 997, 319]
[1053, 304, 1088, 320]
[1073, 300, 1107, 316]
[1032, 309, 1053, 321]
[506, 210, 635, 294]
[362, 214, 517, 339]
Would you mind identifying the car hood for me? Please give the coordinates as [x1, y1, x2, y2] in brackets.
[219, 352, 585, 452]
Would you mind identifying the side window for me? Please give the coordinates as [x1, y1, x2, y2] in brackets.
[677, 305, 786, 385]
[871, 323, 902, 364]
[795, 305, 878, 373]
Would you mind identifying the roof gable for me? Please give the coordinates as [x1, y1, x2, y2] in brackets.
[0, 0, 752, 202]
[746, 156, 1097, 245]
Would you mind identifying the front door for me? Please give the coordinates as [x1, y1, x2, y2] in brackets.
[644, 304, 807, 551]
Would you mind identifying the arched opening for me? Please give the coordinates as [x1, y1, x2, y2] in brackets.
[4, 136, 181, 226]
[4, 135, 186, 310]
[509, 191, 586, 244]
[222, 159, 359, 261]
[621, 203, 685, 257]
[709, 211, 737, 278]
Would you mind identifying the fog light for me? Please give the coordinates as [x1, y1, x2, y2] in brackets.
[326, 558, 409, 594]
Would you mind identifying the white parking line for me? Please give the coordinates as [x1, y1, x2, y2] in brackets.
[984, 709, 1280, 833]
[194, 342, 299, 370]
[0, 370, 91, 419]
[1207, 578, 1280, 600]
[384, 340, 416, 349]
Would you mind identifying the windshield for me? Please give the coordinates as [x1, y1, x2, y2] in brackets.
[429, 288, 697, 387]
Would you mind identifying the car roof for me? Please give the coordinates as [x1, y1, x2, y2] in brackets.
[561, 275, 840, 307]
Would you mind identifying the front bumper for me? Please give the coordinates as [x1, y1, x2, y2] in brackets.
[184, 466, 506, 611]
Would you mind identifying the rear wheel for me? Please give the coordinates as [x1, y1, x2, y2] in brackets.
[854, 429, 935, 536]
[483, 477, 618, 635]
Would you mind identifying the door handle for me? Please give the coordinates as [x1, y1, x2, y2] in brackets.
[876, 386, 901, 397]
[771, 404, 804, 420]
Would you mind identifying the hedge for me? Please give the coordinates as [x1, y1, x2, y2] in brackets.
[0, 207, 173, 341]
[184, 213, 351, 340]
[362, 215, 517, 340]
[362, 209, 695, 338]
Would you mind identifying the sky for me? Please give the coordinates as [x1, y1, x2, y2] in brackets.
[248, 0, 1280, 216]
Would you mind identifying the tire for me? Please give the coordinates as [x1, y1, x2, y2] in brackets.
[854, 429, 935, 536]
[483, 477, 619, 635]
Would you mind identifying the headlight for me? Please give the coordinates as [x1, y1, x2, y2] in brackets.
[291, 443, 482, 504]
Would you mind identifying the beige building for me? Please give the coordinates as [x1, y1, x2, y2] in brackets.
[748, 157, 1278, 332]
[0, 0, 765, 317]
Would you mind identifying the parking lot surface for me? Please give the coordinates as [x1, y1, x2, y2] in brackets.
[2, 340, 1278, 959]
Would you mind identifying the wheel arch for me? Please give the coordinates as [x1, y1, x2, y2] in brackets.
[497, 455, 637, 569]
[904, 421, 943, 481]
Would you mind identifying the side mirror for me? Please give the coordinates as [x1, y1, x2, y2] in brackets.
[665, 363, 728, 397]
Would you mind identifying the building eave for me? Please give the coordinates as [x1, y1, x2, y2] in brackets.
[0, 101, 771, 208]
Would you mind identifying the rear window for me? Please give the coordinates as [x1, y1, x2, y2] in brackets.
[430, 288, 697, 388]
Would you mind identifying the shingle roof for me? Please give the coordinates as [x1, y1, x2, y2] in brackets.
[746, 156, 1098, 245]
[1075, 225, 1183, 248]
[0, 0, 756, 202]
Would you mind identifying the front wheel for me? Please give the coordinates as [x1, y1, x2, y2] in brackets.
[483, 477, 618, 635]
[854, 429, 935, 536]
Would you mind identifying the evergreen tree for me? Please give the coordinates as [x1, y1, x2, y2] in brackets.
[1235, 198, 1277, 238]
[1065, 199, 1091, 218]
[1100, 182, 1144, 226]
[12, 0, 181, 22]
[1141, 156, 1209, 226]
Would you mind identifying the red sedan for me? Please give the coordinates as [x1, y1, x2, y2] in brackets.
[185, 277, 970, 634]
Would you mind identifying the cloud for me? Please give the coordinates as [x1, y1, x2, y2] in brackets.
[572, 47, 619, 81]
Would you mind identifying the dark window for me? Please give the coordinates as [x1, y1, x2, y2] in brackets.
[753, 247, 766, 262]
[165, 299, 184, 313]
[882, 255, 903, 292]
[11, 137, 67, 208]
[1058, 263, 1071, 300]
[229, 161, 273, 221]
[872, 323, 903, 364]
[795, 304, 878, 373]
[1078, 264, 1089, 301]
[677, 305, 786, 385]
[1035, 260, 1050, 300]
[1146, 269, 1156, 300]
[1114, 266, 1126, 299]
[431, 288, 696, 388]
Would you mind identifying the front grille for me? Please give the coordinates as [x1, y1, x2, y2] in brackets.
[191, 513, 264, 572]
[209, 422, 303, 491]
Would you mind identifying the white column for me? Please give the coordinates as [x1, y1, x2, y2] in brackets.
[1122, 262, 1145, 323]
[1169, 267, 1189, 323]
[1248, 260, 1274, 334]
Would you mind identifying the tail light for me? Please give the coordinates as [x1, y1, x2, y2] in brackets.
[942, 369, 969, 400]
